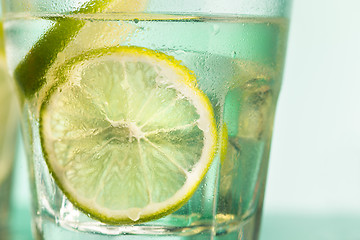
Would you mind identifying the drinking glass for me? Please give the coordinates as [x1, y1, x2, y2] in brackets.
[2, 0, 292, 239]
[0, 4, 17, 237]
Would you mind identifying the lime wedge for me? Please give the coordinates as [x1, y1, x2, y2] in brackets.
[40, 46, 218, 224]
[14, 0, 147, 98]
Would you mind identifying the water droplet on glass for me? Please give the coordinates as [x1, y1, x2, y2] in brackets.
[128, 209, 141, 221]
[213, 24, 220, 35]
[231, 51, 237, 58]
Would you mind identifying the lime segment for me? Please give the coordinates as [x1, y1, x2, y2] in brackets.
[40, 47, 217, 224]
[14, 0, 148, 97]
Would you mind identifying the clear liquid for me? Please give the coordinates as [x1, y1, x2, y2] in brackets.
[4, 13, 289, 239]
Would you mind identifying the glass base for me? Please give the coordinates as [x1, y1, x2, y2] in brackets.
[34, 212, 261, 240]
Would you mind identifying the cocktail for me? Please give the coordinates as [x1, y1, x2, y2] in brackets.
[2, 0, 292, 239]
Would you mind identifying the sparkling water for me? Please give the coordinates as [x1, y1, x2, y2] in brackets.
[4, 14, 289, 239]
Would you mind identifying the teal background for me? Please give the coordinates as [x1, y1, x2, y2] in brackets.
[261, 0, 360, 239]
[7, 0, 360, 239]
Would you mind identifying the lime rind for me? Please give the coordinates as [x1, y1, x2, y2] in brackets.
[219, 123, 229, 165]
[40, 46, 217, 224]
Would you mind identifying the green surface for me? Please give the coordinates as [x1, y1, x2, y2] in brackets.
[260, 212, 360, 240]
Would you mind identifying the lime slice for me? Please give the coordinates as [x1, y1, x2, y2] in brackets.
[40, 46, 218, 224]
[14, 0, 147, 98]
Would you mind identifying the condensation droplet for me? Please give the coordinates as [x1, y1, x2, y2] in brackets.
[231, 51, 237, 58]
[128, 208, 141, 221]
[213, 24, 220, 35]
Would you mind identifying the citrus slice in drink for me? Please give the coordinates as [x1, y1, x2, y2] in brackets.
[39, 46, 217, 224]
[14, 0, 148, 98]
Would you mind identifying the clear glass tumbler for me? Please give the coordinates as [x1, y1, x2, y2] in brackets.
[0, 3, 18, 238]
[2, 0, 292, 239]
[0, 8, 18, 239]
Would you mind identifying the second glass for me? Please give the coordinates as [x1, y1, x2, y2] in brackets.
[0, 7, 17, 238]
[3, 0, 291, 239]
